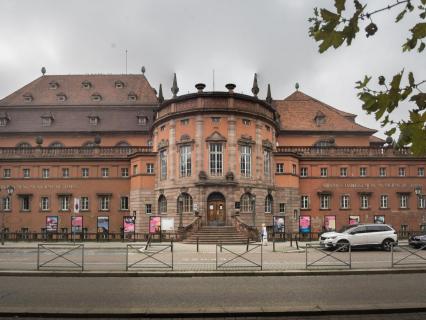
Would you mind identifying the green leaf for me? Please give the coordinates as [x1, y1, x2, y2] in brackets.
[385, 128, 397, 136]
[378, 76, 386, 85]
[408, 72, 415, 87]
[390, 72, 403, 92]
[396, 10, 406, 22]
[334, 0, 346, 14]
[320, 9, 340, 23]
[422, 0, 426, 6]
[412, 23, 426, 40]
[355, 75, 371, 89]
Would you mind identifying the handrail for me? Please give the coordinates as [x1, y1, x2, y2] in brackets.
[234, 216, 258, 241]
[179, 216, 201, 240]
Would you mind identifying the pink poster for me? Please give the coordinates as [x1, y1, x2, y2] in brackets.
[123, 216, 136, 233]
[349, 216, 360, 225]
[299, 216, 311, 233]
[324, 216, 336, 231]
[149, 216, 161, 234]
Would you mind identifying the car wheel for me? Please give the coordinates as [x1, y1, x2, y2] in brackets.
[382, 239, 394, 251]
[336, 240, 349, 252]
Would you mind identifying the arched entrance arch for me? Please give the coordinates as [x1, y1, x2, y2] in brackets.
[207, 192, 226, 226]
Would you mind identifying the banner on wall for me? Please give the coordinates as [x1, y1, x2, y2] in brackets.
[374, 215, 385, 224]
[123, 216, 136, 233]
[349, 215, 360, 225]
[149, 216, 161, 234]
[46, 216, 58, 232]
[273, 216, 285, 233]
[161, 217, 175, 231]
[97, 216, 109, 234]
[324, 215, 336, 231]
[71, 216, 83, 233]
[299, 215, 311, 233]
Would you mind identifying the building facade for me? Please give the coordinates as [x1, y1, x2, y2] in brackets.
[0, 73, 425, 239]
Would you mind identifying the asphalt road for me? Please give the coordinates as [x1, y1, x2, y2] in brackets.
[0, 274, 425, 315]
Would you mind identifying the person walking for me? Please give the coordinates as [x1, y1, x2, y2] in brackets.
[261, 223, 268, 246]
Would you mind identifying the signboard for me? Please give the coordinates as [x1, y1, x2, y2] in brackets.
[123, 216, 136, 233]
[374, 215, 385, 224]
[161, 217, 175, 231]
[71, 216, 83, 233]
[149, 216, 161, 234]
[46, 216, 58, 232]
[273, 216, 285, 233]
[97, 216, 109, 234]
[299, 215, 311, 233]
[349, 215, 360, 225]
[324, 215, 336, 231]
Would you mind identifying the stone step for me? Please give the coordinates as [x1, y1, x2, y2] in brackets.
[183, 226, 253, 244]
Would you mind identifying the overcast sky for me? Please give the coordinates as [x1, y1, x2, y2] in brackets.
[1, 0, 424, 138]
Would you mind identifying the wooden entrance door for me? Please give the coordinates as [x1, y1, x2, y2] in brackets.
[207, 200, 226, 226]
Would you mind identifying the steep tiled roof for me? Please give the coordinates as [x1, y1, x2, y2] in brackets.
[0, 74, 158, 106]
[274, 91, 376, 133]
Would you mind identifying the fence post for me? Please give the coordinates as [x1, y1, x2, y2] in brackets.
[37, 244, 40, 271]
[273, 237, 275, 252]
[171, 240, 174, 270]
[305, 244, 308, 269]
[260, 242, 263, 271]
[391, 243, 394, 268]
[196, 237, 199, 252]
[126, 245, 129, 271]
[349, 243, 351, 269]
[82, 245, 85, 271]
[290, 233, 293, 247]
[246, 238, 249, 252]
[215, 243, 218, 270]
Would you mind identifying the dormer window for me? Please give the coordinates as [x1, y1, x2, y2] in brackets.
[48, 81, 59, 89]
[91, 93, 102, 102]
[82, 81, 92, 89]
[56, 93, 67, 102]
[0, 113, 10, 127]
[115, 80, 124, 89]
[314, 111, 326, 126]
[88, 114, 100, 125]
[23, 93, 33, 102]
[137, 115, 147, 126]
[128, 91, 137, 101]
[41, 112, 54, 127]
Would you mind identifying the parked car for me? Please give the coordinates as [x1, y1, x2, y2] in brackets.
[319, 224, 398, 251]
[408, 234, 426, 249]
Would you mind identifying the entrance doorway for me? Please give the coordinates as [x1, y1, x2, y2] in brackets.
[207, 192, 226, 226]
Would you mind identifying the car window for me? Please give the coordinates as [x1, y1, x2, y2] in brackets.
[350, 226, 366, 234]
[366, 226, 382, 232]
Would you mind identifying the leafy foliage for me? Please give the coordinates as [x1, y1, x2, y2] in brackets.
[309, 0, 426, 154]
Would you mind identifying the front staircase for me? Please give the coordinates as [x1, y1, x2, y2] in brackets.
[183, 226, 252, 244]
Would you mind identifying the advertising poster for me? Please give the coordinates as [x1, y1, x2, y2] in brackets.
[349, 215, 360, 225]
[299, 215, 311, 233]
[46, 216, 58, 232]
[149, 216, 161, 234]
[161, 217, 175, 231]
[97, 216, 109, 234]
[71, 216, 83, 233]
[273, 216, 285, 233]
[123, 216, 136, 233]
[324, 215, 336, 231]
[374, 215, 385, 224]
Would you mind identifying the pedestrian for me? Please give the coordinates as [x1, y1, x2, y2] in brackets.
[261, 223, 268, 246]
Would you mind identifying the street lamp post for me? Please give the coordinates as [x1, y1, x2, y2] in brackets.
[1, 185, 15, 246]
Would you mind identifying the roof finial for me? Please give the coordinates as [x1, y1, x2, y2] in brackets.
[141, 66, 146, 75]
[295, 82, 299, 91]
[171, 73, 179, 98]
[266, 84, 272, 104]
[158, 84, 164, 103]
[251, 73, 259, 97]
[41, 67, 46, 75]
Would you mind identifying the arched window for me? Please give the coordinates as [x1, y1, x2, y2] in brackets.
[240, 193, 253, 213]
[49, 141, 64, 148]
[158, 195, 167, 214]
[177, 193, 193, 213]
[116, 141, 131, 147]
[16, 142, 31, 148]
[265, 195, 273, 213]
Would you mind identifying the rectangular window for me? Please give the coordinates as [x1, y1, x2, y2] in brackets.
[418, 167, 425, 177]
[359, 167, 367, 177]
[62, 168, 70, 178]
[160, 150, 167, 180]
[3, 168, 11, 178]
[400, 194, 408, 208]
[264, 150, 271, 177]
[320, 168, 328, 177]
[81, 168, 89, 178]
[292, 164, 297, 175]
[279, 203, 286, 213]
[276, 163, 284, 174]
[99, 196, 110, 211]
[240, 145, 252, 177]
[340, 195, 350, 209]
[20, 195, 30, 211]
[398, 167, 406, 176]
[242, 119, 251, 126]
[40, 197, 49, 211]
[320, 195, 330, 209]
[3, 197, 11, 211]
[340, 167, 348, 177]
[380, 195, 389, 209]
[42, 168, 50, 179]
[300, 167, 308, 177]
[180, 145, 192, 177]
[145, 203, 152, 214]
[101, 168, 109, 177]
[121, 168, 129, 177]
[23, 168, 30, 178]
[209, 143, 223, 176]
[133, 165, 138, 175]
[360, 195, 369, 209]
[180, 118, 189, 125]
[147, 163, 154, 174]
[80, 197, 89, 211]
[59, 196, 70, 211]
[379, 167, 387, 177]
[418, 196, 426, 209]
[301, 195, 309, 209]
[120, 196, 129, 210]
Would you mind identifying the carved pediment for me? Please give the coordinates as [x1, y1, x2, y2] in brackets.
[206, 131, 227, 142]
[238, 135, 254, 145]
[262, 139, 273, 149]
[158, 139, 169, 149]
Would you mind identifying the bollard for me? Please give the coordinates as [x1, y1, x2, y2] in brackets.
[196, 237, 199, 252]
[273, 237, 276, 252]
[290, 234, 293, 247]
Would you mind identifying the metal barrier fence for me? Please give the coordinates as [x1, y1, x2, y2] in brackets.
[305, 243, 351, 269]
[216, 242, 263, 270]
[37, 244, 84, 271]
[391, 243, 426, 268]
[126, 242, 174, 271]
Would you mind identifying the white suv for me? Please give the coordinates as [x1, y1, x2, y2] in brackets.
[320, 224, 398, 251]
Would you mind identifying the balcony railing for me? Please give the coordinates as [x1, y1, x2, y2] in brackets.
[0, 146, 153, 159]
[275, 146, 416, 158]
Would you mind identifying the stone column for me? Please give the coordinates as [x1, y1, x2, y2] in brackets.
[169, 119, 176, 182]
[255, 120, 263, 180]
[195, 115, 204, 175]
